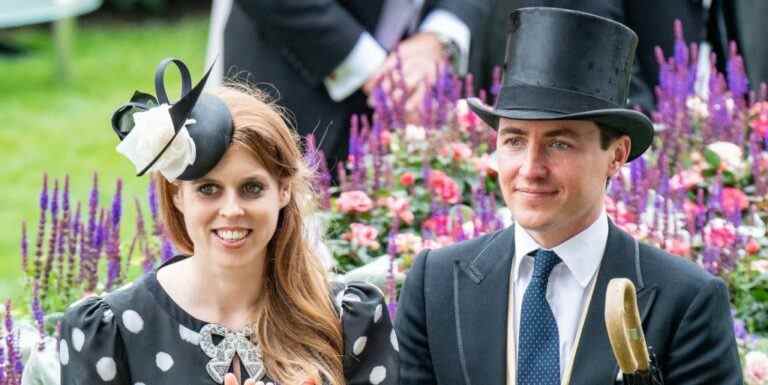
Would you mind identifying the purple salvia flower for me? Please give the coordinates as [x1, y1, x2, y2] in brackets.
[490, 65, 502, 101]
[673, 20, 687, 68]
[373, 85, 393, 131]
[386, 217, 400, 320]
[421, 80, 435, 128]
[148, 177, 159, 227]
[4, 300, 22, 384]
[33, 174, 49, 283]
[67, 202, 81, 297]
[42, 179, 61, 298]
[31, 281, 46, 351]
[161, 237, 174, 263]
[0, 338, 5, 385]
[465, 73, 475, 98]
[727, 41, 749, 108]
[20, 222, 28, 273]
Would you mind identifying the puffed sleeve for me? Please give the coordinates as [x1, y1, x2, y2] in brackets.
[334, 282, 399, 385]
[58, 297, 130, 385]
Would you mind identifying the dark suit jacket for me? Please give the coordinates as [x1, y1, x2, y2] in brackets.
[224, 0, 490, 169]
[396, 221, 743, 385]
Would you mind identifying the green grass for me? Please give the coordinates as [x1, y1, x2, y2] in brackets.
[0, 15, 209, 302]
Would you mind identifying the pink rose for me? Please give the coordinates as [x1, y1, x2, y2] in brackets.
[439, 142, 473, 162]
[703, 218, 738, 248]
[386, 196, 415, 225]
[745, 351, 768, 385]
[399, 172, 415, 187]
[343, 223, 380, 250]
[664, 237, 691, 258]
[338, 190, 374, 213]
[721, 187, 749, 213]
[669, 170, 703, 191]
[456, 99, 480, 132]
[750, 101, 768, 138]
[471, 153, 498, 177]
[428, 170, 461, 204]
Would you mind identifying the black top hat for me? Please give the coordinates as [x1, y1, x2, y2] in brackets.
[467, 7, 654, 161]
[111, 58, 233, 181]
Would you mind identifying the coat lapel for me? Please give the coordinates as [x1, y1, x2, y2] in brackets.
[454, 227, 516, 385]
[569, 221, 658, 385]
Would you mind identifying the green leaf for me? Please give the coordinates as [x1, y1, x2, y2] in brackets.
[703, 148, 722, 169]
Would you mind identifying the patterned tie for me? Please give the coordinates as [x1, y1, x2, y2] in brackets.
[518, 249, 562, 385]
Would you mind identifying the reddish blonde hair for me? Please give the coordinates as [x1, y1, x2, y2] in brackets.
[155, 85, 343, 385]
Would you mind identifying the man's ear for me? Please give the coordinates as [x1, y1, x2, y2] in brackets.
[607, 136, 631, 178]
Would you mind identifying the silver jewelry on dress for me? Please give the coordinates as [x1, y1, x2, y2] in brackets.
[199, 323, 266, 383]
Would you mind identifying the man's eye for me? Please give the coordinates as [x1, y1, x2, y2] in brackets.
[198, 184, 219, 195]
[242, 182, 263, 195]
[551, 141, 571, 150]
[504, 137, 524, 146]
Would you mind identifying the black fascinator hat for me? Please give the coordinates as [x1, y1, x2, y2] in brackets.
[111, 58, 233, 181]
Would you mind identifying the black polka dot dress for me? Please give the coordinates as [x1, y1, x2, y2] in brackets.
[58, 256, 398, 385]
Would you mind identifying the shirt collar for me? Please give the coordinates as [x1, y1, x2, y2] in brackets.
[513, 210, 608, 288]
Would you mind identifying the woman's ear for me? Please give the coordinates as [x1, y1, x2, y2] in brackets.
[278, 181, 291, 209]
[171, 183, 184, 214]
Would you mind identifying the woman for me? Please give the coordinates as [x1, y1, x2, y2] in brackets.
[58, 59, 397, 385]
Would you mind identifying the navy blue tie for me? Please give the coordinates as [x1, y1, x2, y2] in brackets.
[518, 249, 562, 385]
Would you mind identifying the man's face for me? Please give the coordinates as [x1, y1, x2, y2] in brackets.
[496, 118, 629, 245]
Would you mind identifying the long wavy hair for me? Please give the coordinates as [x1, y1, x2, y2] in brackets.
[155, 85, 344, 385]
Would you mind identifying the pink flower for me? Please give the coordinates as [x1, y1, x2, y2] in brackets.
[456, 99, 480, 132]
[746, 239, 761, 255]
[343, 223, 380, 250]
[428, 170, 461, 204]
[745, 351, 768, 385]
[386, 196, 415, 224]
[395, 233, 423, 255]
[338, 190, 374, 213]
[664, 237, 691, 257]
[422, 236, 454, 250]
[750, 101, 768, 138]
[471, 153, 498, 177]
[607, 199, 637, 226]
[439, 142, 473, 162]
[721, 187, 749, 213]
[703, 218, 738, 248]
[399, 172, 415, 187]
[669, 170, 703, 191]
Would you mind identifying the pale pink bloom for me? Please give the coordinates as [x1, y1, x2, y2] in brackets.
[721, 187, 749, 213]
[703, 218, 738, 248]
[395, 233, 423, 255]
[746, 239, 761, 255]
[752, 260, 768, 275]
[422, 236, 454, 250]
[439, 142, 473, 162]
[751, 101, 768, 138]
[343, 223, 380, 250]
[669, 170, 703, 191]
[386, 196, 415, 225]
[456, 99, 480, 132]
[707, 141, 745, 175]
[471, 153, 498, 177]
[745, 351, 768, 385]
[338, 190, 374, 213]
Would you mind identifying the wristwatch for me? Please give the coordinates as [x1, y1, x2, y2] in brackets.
[432, 32, 462, 74]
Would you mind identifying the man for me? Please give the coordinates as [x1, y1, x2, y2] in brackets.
[224, 0, 490, 169]
[396, 7, 742, 385]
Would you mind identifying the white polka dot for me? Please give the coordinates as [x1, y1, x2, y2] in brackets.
[72, 328, 85, 352]
[122, 310, 144, 334]
[369, 366, 387, 385]
[266, 382, 274, 385]
[353, 336, 367, 355]
[179, 324, 200, 345]
[335, 288, 346, 309]
[59, 339, 69, 365]
[255, 382, 265, 385]
[135, 383, 146, 385]
[390, 329, 398, 352]
[96, 357, 117, 381]
[374, 304, 383, 323]
[156, 352, 174, 372]
[343, 293, 362, 303]
[103, 309, 114, 323]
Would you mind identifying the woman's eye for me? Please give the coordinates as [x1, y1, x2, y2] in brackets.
[198, 184, 219, 195]
[242, 182, 264, 195]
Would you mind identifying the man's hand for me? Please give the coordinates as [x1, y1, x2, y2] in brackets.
[363, 32, 446, 123]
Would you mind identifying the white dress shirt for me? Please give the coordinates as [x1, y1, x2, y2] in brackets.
[506, 211, 608, 384]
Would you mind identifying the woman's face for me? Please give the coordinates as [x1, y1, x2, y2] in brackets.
[173, 144, 290, 270]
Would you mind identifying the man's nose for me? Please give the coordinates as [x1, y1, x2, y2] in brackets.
[519, 144, 548, 179]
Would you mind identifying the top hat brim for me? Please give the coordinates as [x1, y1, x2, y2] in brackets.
[467, 97, 654, 161]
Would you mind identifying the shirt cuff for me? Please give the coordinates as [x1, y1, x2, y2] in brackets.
[324, 32, 387, 102]
[419, 9, 471, 75]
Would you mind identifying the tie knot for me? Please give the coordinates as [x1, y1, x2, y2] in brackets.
[532, 249, 561, 279]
